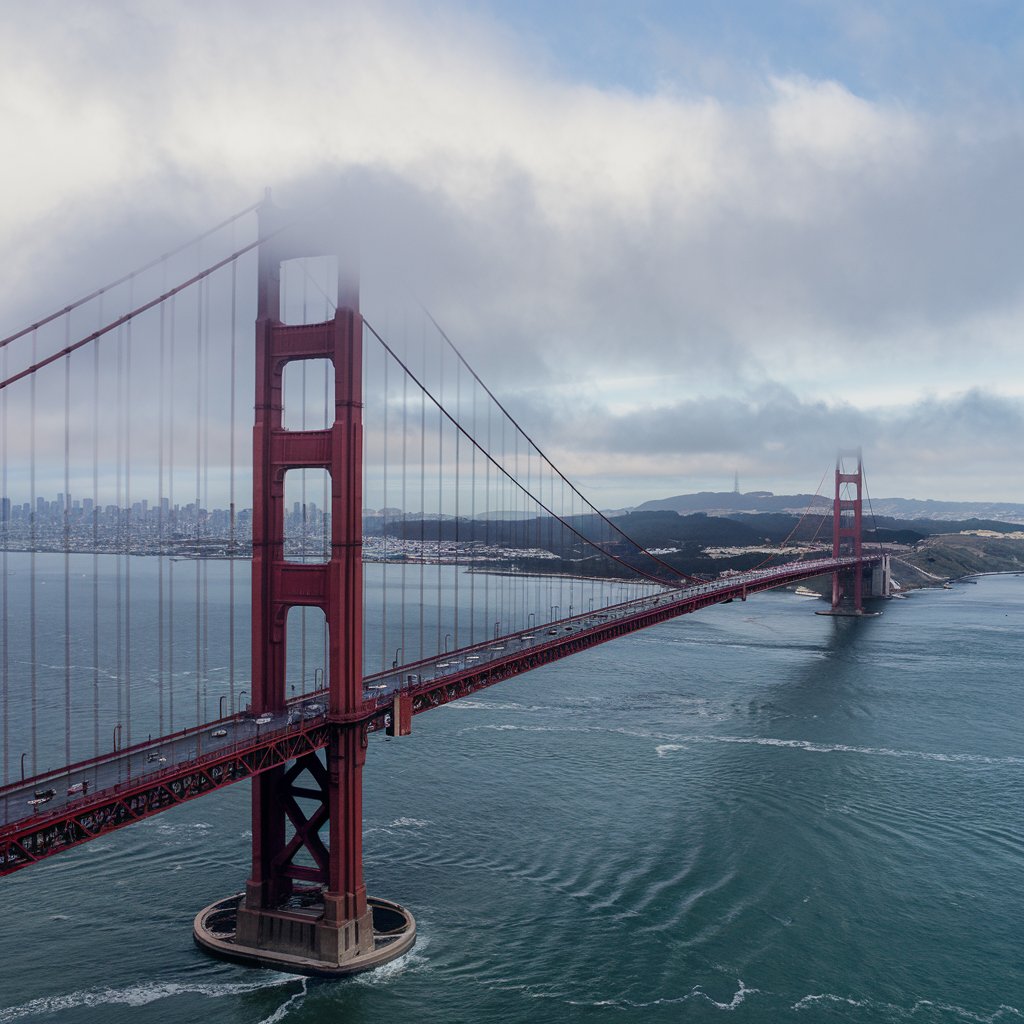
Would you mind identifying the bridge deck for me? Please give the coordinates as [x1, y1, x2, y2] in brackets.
[0, 554, 879, 875]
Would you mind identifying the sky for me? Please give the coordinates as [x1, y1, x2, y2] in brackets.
[2, 0, 1023, 508]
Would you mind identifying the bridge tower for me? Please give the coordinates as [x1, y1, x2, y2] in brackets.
[829, 449, 867, 614]
[193, 199, 415, 975]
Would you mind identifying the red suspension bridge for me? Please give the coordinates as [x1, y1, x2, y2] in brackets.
[0, 199, 885, 975]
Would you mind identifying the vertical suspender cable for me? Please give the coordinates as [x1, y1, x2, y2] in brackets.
[114, 321, 123, 751]
[202, 271, 211, 720]
[229, 259, 237, 715]
[400, 326, 408, 672]
[418, 328, 426, 663]
[484, 397, 491, 645]
[64, 325, 72, 764]
[361, 326, 368, 678]
[1, 335, 7, 783]
[157, 290, 166, 735]
[454, 357, 460, 648]
[436, 339, 443, 655]
[301, 267, 308, 694]
[168, 293, 176, 732]
[498, 410, 505, 635]
[124, 294, 133, 747]
[195, 279, 202, 728]
[381, 346, 389, 673]
[469, 374, 476, 646]
[29, 329, 37, 774]
[92, 304, 101, 757]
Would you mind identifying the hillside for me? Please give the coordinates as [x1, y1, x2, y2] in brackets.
[634, 490, 1024, 525]
[889, 533, 1024, 587]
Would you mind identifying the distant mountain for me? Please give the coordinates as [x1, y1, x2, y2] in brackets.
[857, 497, 1024, 523]
[633, 491, 1024, 525]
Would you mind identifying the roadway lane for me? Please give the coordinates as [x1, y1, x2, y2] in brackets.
[1, 554, 872, 830]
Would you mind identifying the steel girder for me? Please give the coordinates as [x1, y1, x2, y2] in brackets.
[0, 726, 330, 877]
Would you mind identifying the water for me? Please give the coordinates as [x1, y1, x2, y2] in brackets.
[1, 573, 1022, 1022]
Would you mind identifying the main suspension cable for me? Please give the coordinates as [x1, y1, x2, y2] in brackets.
[420, 307, 701, 584]
[363, 318, 684, 591]
[0, 200, 262, 352]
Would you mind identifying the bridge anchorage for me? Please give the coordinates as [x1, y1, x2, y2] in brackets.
[818, 449, 891, 617]
[191, 204, 415, 975]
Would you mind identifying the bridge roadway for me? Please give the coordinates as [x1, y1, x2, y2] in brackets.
[0, 554, 879, 874]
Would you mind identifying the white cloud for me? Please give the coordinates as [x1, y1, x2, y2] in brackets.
[2, 1, 1023, 504]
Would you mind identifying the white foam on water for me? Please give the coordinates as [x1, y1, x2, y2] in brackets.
[693, 979, 758, 1011]
[566, 980, 757, 1012]
[453, 722, 1023, 769]
[0, 976, 302, 1022]
[366, 816, 431, 837]
[690, 734, 1024, 767]
[793, 993, 1023, 1021]
[150, 821, 212, 837]
[655, 744, 688, 757]
[256, 979, 308, 1023]
[444, 700, 551, 713]
[793, 993, 868, 1011]
[352, 933, 431, 985]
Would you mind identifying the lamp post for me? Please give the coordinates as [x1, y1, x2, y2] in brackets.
[393, 647, 403, 670]
[444, 633, 451, 652]
[237, 690, 247, 715]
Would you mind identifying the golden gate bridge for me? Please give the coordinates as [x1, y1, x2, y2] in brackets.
[0, 197, 885, 975]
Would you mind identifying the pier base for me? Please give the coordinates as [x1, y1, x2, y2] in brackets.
[815, 607, 882, 618]
[193, 889, 416, 977]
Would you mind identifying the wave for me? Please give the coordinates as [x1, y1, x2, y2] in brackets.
[567, 979, 757, 1012]
[654, 734, 1024, 767]
[793, 993, 1023, 1021]
[443, 700, 553, 713]
[0, 976, 304, 1022]
[461, 721, 1024, 767]
[353, 933, 431, 985]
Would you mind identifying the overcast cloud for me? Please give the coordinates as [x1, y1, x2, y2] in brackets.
[2, 0, 1023, 505]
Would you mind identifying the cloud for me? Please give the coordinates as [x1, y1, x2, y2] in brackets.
[514, 386, 1024, 503]
[2, 1, 1023, 504]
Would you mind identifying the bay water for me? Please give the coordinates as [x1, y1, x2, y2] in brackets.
[1, 565, 1021, 1022]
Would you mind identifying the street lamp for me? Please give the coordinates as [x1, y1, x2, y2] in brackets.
[444, 633, 451, 652]
[237, 690, 247, 714]
[219, 694, 227, 719]
[393, 646, 403, 669]
[20, 752, 26, 781]
[113, 723, 122, 751]
[493, 620, 500, 638]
